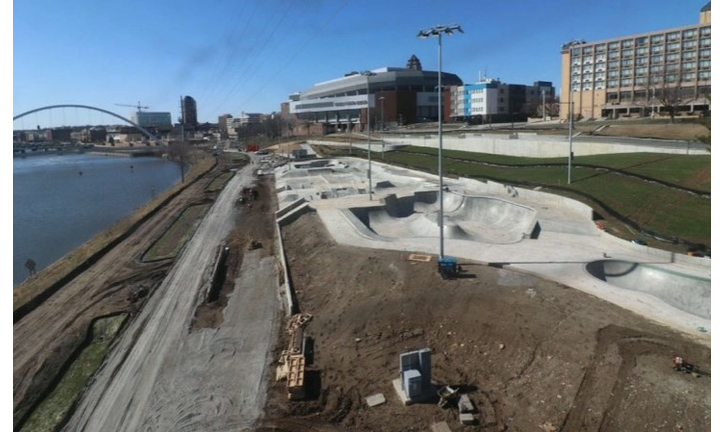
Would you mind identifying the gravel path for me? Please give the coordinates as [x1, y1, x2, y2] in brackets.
[63, 159, 281, 432]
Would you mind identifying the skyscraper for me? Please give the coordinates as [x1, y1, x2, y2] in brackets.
[181, 96, 198, 126]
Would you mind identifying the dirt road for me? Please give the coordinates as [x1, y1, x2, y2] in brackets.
[60, 158, 281, 431]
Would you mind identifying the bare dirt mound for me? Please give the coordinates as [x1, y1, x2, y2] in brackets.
[262, 212, 710, 431]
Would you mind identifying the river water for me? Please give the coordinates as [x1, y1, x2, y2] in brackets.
[13, 153, 181, 286]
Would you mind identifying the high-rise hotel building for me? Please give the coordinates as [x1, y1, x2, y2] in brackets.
[561, 3, 711, 120]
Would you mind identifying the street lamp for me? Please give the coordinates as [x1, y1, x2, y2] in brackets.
[567, 91, 574, 184]
[379, 96, 385, 159]
[358, 70, 376, 200]
[418, 24, 463, 260]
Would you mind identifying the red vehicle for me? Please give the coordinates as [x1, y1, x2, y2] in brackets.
[247, 144, 260, 152]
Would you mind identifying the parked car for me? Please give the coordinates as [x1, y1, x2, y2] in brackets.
[631, 238, 647, 246]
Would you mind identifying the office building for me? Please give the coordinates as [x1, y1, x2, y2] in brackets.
[288, 55, 463, 134]
[450, 79, 555, 123]
[561, 3, 711, 119]
[182, 96, 198, 126]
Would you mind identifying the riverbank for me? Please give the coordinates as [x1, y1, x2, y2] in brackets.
[13, 154, 214, 317]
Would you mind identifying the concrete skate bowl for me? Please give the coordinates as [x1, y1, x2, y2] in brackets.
[586, 260, 711, 320]
[349, 191, 538, 244]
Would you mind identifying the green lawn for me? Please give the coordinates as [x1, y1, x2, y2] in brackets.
[20, 315, 127, 432]
[338, 146, 711, 246]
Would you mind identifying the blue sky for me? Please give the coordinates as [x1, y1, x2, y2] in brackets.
[12, 0, 711, 126]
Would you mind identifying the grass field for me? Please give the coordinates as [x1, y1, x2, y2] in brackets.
[326, 145, 711, 247]
[19, 315, 127, 432]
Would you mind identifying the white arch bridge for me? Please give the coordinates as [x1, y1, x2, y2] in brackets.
[13, 104, 166, 146]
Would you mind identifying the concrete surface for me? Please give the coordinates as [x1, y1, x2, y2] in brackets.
[274, 155, 711, 345]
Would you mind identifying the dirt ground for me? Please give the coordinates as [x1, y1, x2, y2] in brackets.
[13, 149, 711, 432]
[261, 211, 711, 432]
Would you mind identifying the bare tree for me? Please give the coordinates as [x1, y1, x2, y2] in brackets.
[167, 141, 192, 182]
[653, 71, 694, 123]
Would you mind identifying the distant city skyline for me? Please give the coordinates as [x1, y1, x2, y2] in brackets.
[13, 0, 711, 127]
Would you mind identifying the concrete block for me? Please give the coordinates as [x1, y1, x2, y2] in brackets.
[365, 393, 386, 407]
[431, 421, 452, 432]
[458, 394, 474, 413]
[460, 413, 475, 425]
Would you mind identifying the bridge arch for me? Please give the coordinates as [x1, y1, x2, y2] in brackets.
[13, 104, 165, 146]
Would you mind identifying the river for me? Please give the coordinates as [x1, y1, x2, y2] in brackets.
[13, 153, 181, 286]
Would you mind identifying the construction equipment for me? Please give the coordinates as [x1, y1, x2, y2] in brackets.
[115, 101, 149, 112]
[438, 257, 461, 279]
[437, 385, 459, 409]
[672, 355, 697, 375]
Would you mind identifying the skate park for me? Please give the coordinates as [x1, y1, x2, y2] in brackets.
[273, 149, 711, 344]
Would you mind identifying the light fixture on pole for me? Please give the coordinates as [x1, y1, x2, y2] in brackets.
[417, 24, 463, 261]
[358, 70, 376, 200]
[379, 96, 385, 159]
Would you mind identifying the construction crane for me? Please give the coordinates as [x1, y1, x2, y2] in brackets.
[115, 101, 149, 112]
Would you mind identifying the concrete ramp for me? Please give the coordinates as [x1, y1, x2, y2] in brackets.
[586, 260, 711, 319]
[351, 192, 537, 244]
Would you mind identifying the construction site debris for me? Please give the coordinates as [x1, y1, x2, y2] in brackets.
[431, 421, 452, 432]
[287, 354, 306, 400]
[365, 393, 386, 407]
[459, 413, 475, 425]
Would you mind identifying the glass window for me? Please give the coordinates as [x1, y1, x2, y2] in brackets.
[595, 71, 606, 79]
[595, 44, 606, 53]
[650, 65, 664, 73]
[607, 70, 619, 78]
[636, 37, 648, 46]
[608, 61, 619, 69]
[607, 92, 618, 101]
[651, 45, 663, 54]
[583, 46, 593, 54]
[583, 55, 593, 63]
[636, 57, 649, 65]
[666, 42, 681, 52]
[607, 80, 619, 88]
[650, 55, 663, 64]
[572, 47, 581, 56]
[636, 47, 648, 56]
[699, 48, 710, 58]
[608, 51, 620, 60]
[622, 48, 633, 57]
[700, 38, 711, 47]
[635, 77, 647, 86]
[635, 66, 648, 75]
[682, 61, 696, 70]
[682, 73, 695, 82]
[682, 51, 696, 60]
[683, 40, 697, 50]
[596, 54, 606, 63]
[699, 70, 711, 80]
[699, 59, 711, 69]
[608, 41, 620, 50]
[700, 26, 711, 36]
[622, 39, 634, 48]
[651, 34, 664, 44]
[666, 53, 680, 62]
[621, 68, 632, 77]
[666, 32, 680, 41]
[621, 59, 633, 66]
[620, 91, 632, 100]
[683, 29, 696, 39]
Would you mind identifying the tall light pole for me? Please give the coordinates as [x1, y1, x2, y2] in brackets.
[418, 24, 463, 260]
[567, 92, 574, 184]
[379, 96, 385, 159]
[358, 71, 376, 200]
